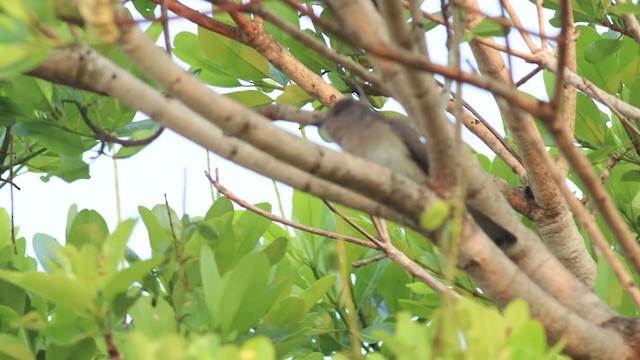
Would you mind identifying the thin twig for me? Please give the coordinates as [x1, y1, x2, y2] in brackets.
[160, 0, 172, 56]
[502, 0, 539, 53]
[535, 0, 548, 51]
[515, 66, 542, 87]
[370, 215, 461, 298]
[288, 1, 556, 121]
[63, 100, 165, 148]
[352, 254, 387, 268]
[205, 172, 379, 249]
[323, 200, 382, 245]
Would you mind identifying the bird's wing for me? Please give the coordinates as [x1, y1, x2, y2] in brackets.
[374, 113, 430, 175]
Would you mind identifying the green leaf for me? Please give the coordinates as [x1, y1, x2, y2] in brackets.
[173, 31, 241, 87]
[621, 169, 640, 182]
[299, 275, 336, 312]
[471, 18, 510, 37]
[33, 233, 70, 273]
[576, 26, 621, 93]
[0, 44, 49, 78]
[0, 269, 92, 317]
[139, 206, 172, 256]
[198, 27, 270, 81]
[132, 0, 157, 20]
[225, 90, 273, 108]
[263, 296, 305, 326]
[0, 208, 9, 251]
[575, 93, 607, 146]
[234, 203, 272, 257]
[50, 154, 90, 182]
[104, 257, 164, 303]
[129, 296, 177, 336]
[276, 84, 314, 107]
[205, 196, 234, 219]
[0, 280, 26, 319]
[354, 258, 389, 305]
[503, 299, 530, 329]
[584, 39, 623, 63]
[406, 282, 437, 296]
[398, 299, 437, 319]
[0, 334, 33, 360]
[378, 263, 412, 313]
[12, 121, 87, 155]
[262, 0, 299, 43]
[262, 237, 288, 265]
[66, 209, 109, 248]
[200, 246, 223, 330]
[113, 129, 157, 159]
[46, 337, 97, 360]
[219, 251, 270, 335]
[240, 337, 275, 360]
[420, 200, 451, 230]
[609, 3, 640, 15]
[102, 219, 137, 276]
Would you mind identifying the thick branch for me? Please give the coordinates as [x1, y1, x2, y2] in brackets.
[463, 0, 596, 288]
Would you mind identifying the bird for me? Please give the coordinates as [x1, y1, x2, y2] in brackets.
[314, 98, 515, 245]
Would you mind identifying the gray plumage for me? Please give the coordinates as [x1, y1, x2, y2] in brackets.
[315, 98, 516, 245]
[318, 99, 430, 183]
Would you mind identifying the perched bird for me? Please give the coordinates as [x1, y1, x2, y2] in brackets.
[314, 98, 515, 245]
